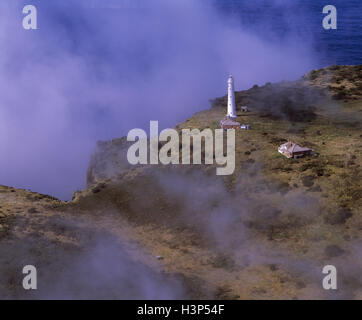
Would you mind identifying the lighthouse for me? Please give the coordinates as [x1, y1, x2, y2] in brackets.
[227, 75, 237, 119]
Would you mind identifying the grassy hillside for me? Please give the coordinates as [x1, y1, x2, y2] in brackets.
[1, 65, 361, 299]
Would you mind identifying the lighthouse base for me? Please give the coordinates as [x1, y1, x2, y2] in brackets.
[226, 114, 237, 120]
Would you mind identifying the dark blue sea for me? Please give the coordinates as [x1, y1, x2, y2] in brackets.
[216, 0, 362, 66]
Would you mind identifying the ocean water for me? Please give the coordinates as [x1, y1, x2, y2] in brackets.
[216, 0, 362, 67]
[42, 0, 362, 67]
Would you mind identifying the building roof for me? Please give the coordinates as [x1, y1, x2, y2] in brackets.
[220, 118, 240, 126]
[279, 142, 311, 153]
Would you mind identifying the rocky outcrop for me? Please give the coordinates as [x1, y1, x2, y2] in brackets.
[87, 137, 134, 186]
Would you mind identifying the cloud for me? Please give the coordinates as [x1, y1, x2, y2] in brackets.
[0, 215, 186, 299]
[0, 0, 317, 199]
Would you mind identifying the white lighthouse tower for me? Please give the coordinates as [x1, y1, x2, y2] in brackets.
[227, 75, 237, 119]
